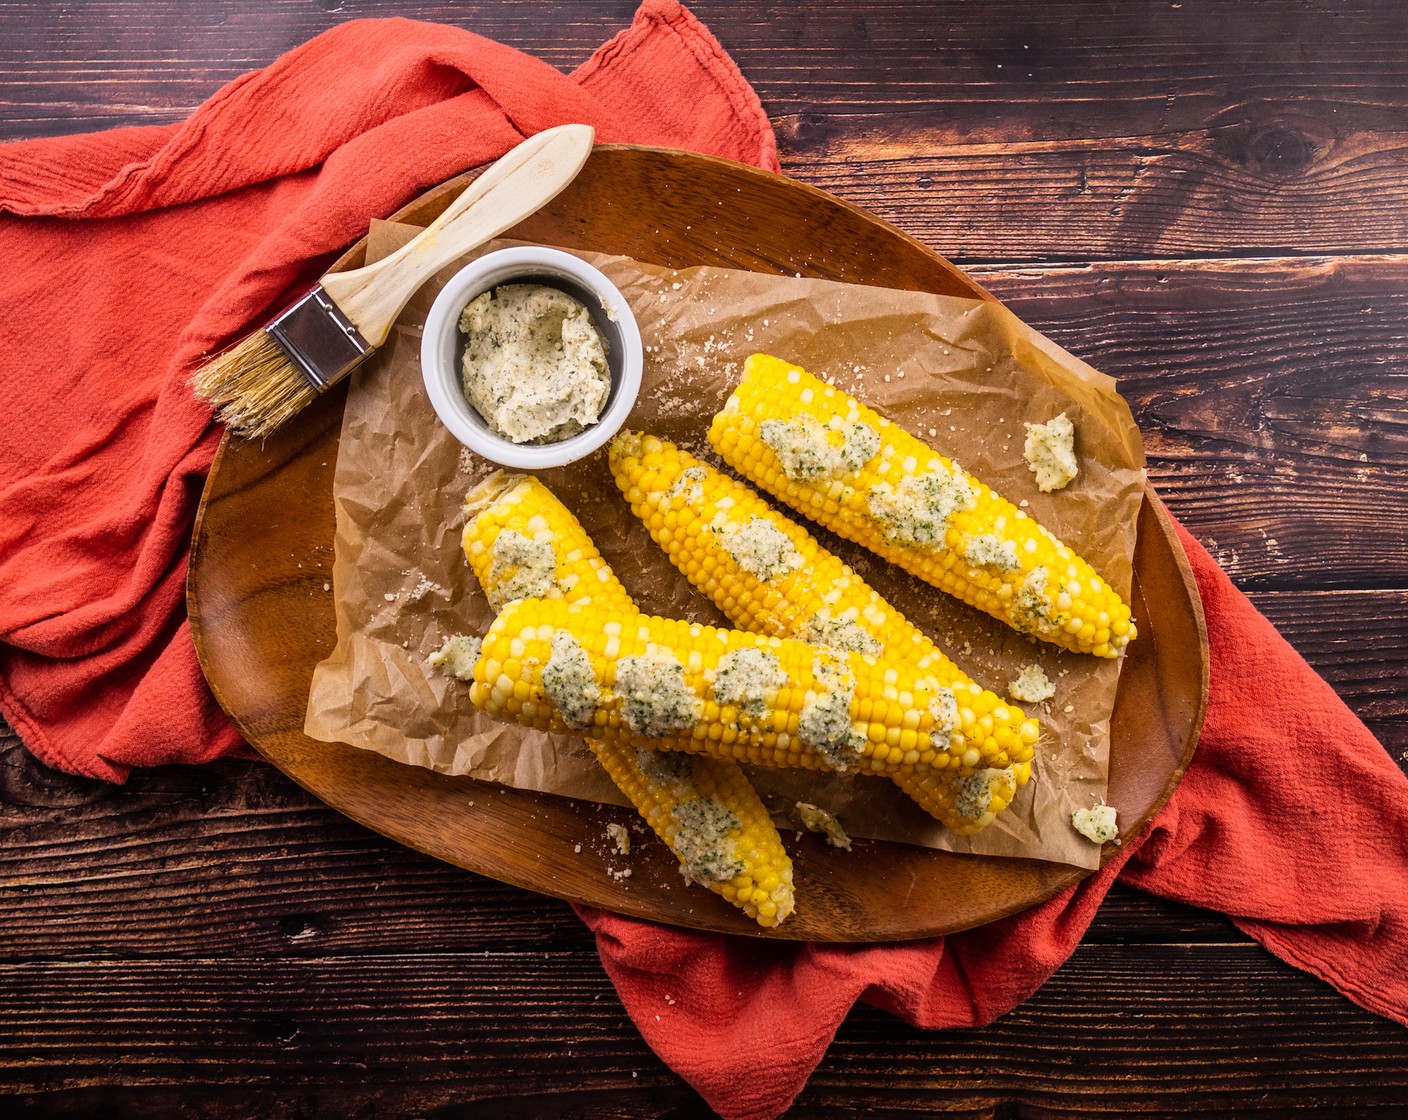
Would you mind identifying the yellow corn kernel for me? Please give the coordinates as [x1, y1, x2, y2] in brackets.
[607, 431, 1040, 834]
[589, 739, 794, 927]
[463, 472, 633, 612]
[458, 472, 793, 927]
[472, 597, 983, 778]
[708, 354, 1135, 657]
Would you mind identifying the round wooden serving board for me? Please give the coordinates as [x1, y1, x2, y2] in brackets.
[188, 145, 1209, 942]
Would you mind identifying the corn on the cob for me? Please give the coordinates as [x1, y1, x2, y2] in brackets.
[470, 597, 1025, 782]
[464, 473, 631, 612]
[708, 354, 1135, 658]
[461, 472, 794, 927]
[607, 431, 1038, 834]
[587, 739, 794, 926]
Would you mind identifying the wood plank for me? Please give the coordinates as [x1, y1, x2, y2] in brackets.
[4, 2, 1408, 258]
[0, 1, 634, 137]
[786, 134, 1408, 263]
[813, 945, 1408, 1115]
[6, 1, 1408, 139]
[967, 254, 1408, 589]
[3, 708, 1403, 967]
[0, 943, 1404, 1115]
[0, 2, 1402, 1114]
[0, 736, 590, 959]
[0, 734, 1233, 959]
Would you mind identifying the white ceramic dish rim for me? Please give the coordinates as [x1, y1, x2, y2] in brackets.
[419, 246, 644, 469]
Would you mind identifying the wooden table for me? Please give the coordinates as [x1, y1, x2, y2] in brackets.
[3, 2, 1406, 1114]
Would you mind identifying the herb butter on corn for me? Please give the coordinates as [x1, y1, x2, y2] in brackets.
[713, 648, 788, 719]
[708, 354, 1136, 658]
[615, 654, 702, 737]
[541, 631, 600, 730]
[486, 529, 561, 610]
[955, 768, 1018, 823]
[607, 430, 1041, 835]
[459, 471, 794, 928]
[760, 415, 880, 479]
[470, 597, 992, 779]
[714, 515, 804, 581]
[804, 612, 884, 658]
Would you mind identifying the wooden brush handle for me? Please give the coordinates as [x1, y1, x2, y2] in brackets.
[320, 123, 596, 347]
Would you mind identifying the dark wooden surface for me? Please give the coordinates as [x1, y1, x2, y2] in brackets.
[2, 1, 1406, 1116]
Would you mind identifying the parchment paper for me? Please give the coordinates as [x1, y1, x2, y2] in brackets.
[305, 220, 1147, 870]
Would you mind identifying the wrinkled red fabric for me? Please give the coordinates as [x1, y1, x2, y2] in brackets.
[0, 1, 775, 781]
[579, 516, 1408, 1118]
[3, 9, 1404, 1120]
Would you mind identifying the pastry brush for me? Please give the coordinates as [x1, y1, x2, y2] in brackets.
[192, 123, 596, 439]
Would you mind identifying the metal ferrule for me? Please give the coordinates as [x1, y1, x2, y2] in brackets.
[266, 287, 372, 390]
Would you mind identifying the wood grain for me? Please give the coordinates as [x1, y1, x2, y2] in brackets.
[4, 733, 1407, 1117]
[2, 726, 1398, 964]
[969, 255, 1408, 589]
[5, 2, 1408, 260]
[1252, 590, 1408, 757]
[0, 946, 1404, 1116]
[3, 0, 1406, 1114]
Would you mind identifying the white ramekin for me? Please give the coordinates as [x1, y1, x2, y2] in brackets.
[420, 247, 643, 469]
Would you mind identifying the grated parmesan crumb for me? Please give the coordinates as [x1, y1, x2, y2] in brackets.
[606, 822, 632, 856]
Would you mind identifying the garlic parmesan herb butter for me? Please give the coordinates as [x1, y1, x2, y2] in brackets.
[459, 283, 611, 444]
[799, 657, 865, 770]
[714, 515, 804, 582]
[614, 654, 701, 738]
[428, 634, 482, 681]
[541, 630, 601, 730]
[868, 464, 977, 547]
[760, 415, 879, 480]
[955, 767, 1017, 821]
[486, 529, 561, 610]
[670, 796, 747, 884]
[1023, 412, 1079, 492]
[1072, 802, 1119, 843]
[795, 802, 852, 850]
[804, 611, 884, 658]
[1009, 663, 1056, 704]
[712, 647, 788, 719]
[963, 532, 1020, 572]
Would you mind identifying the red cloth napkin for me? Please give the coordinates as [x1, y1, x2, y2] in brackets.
[0, 0, 775, 780]
[2, 6, 1404, 1120]
[580, 514, 1408, 1117]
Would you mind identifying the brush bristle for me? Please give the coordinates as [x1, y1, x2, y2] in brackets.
[191, 331, 318, 439]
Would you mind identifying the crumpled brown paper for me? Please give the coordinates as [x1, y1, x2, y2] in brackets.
[305, 220, 1146, 870]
